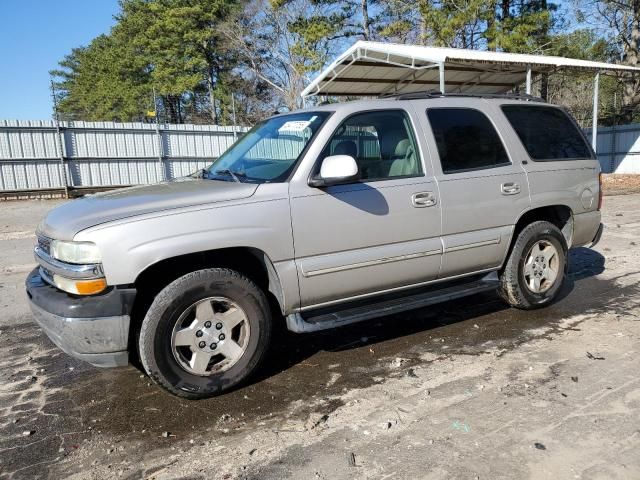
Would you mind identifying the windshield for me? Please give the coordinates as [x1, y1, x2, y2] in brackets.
[204, 111, 331, 183]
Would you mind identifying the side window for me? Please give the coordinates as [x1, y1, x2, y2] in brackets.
[427, 108, 511, 174]
[501, 105, 594, 161]
[320, 110, 422, 181]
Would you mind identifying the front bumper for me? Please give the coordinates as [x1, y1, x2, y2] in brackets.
[25, 268, 136, 368]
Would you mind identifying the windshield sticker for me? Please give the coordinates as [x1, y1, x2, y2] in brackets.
[278, 120, 311, 133]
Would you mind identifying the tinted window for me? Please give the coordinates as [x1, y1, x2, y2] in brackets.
[502, 105, 593, 161]
[427, 108, 510, 174]
[320, 110, 422, 181]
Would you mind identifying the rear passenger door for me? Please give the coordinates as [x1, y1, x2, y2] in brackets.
[416, 99, 531, 278]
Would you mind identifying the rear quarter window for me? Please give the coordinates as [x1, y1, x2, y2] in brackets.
[501, 105, 594, 161]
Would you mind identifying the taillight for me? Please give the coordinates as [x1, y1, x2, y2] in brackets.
[597, 172, 603, 211]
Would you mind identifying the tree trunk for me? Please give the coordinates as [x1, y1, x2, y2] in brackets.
[164, 96, 180, 124]
[623, 0, 640, 116]
[487, 0, 497, 51]
[361, 0, 371, 40]
[418, 0, 428, 45]
[540, 73, 549, 101]
[501, 0, 510, 21]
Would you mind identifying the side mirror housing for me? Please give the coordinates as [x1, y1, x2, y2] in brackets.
[309, 155, 359, 187]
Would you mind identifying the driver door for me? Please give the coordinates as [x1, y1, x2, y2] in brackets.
[289, 108, 443, 309]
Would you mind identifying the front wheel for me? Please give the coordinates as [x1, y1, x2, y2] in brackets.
[139, 268, 272, 399]
[499, 221, 567, 310]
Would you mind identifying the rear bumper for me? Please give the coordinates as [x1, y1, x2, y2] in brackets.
[25, 268, 136, 368]
[590, 222, 604, 248]
[572, 210, 602, 247]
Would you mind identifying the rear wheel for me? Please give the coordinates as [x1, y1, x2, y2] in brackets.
[499, 221, 567, 309]
[139, 268, 271, 399]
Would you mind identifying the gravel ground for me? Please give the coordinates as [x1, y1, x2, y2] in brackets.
[0, 194, 639, 480]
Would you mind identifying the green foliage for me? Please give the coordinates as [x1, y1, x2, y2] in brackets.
[53, 0, 247, 123]
[51, 34, 152, 121]
[419, 0, 491, 48]
[51, 0, 634, 124]
[487, 9, 553, 53]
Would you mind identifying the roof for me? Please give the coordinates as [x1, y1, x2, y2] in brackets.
[302, 41, 640, 98]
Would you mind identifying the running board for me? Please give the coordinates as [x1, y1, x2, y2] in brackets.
[286, 273, 500, 333]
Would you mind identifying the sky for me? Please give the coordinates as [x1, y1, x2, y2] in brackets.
[0, 0, 120, 120]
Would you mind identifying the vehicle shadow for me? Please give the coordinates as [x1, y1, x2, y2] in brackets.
[325, 182, 390, 215]
[255, 247, 607, 385]
[2, 248, 613, 480]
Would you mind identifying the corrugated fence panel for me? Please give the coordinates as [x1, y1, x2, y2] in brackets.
[69, 158, 163, 186]
[6, 118, 640, 192]
[0, 161, 65, 190]
[0, 120, 249, 191]
[0, 121, 61, 160]
[586, 124, 640, 174]
[166, 158, 213, 179]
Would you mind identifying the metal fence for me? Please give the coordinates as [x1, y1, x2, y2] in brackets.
[586, 123, 640, 174]
[1, 119, 639, 195]
[0, 120, 249, 192]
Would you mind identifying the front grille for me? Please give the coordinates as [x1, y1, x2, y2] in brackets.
[37, 236, 51, 255]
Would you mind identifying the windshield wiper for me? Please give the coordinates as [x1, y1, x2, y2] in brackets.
[214, 169, 246, 183]
[192, 168, 210, 179]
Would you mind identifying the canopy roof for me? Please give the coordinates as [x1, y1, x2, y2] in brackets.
[301, 41, 640, 98]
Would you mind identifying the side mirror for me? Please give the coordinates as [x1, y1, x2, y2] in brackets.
[309, 155, 359, 187]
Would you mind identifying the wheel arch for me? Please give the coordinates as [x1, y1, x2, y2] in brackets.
[130, 247, 286, 343]
[502, 204, 573, 268]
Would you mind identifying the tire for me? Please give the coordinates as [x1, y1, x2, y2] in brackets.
[139, 268, 272, 399]
[498, 221, 567, 310]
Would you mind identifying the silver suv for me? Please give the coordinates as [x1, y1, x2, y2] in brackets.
[26, 93, 603, 398]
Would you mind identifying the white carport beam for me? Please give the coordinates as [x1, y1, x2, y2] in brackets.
[526, 66, 532, 94]
[439, 63, 445, 93]
[592, 71, 600, 152]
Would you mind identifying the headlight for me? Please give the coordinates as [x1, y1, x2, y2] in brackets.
[50, 240, 101, 264]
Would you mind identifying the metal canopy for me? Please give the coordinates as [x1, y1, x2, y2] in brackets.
[301, 41, 640, 153]
[302, 41, 640, 98]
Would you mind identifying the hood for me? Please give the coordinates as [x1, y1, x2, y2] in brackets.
[39, 178, 259, 240]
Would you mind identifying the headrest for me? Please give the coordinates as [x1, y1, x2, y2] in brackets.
[394, 139, 411, 157]
[334, 140, 357, 158]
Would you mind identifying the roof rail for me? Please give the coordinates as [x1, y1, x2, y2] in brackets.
[384, 90, 545, 102]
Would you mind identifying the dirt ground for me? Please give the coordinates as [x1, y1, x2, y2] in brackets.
[601, 174, 640, 195]
[0, 193, 639, 480]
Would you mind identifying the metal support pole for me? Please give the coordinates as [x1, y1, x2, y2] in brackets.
[231, 93, 238, 141]
[153, 87, 166, 181]
[592, 71, 600, 153]
[439, 63, 446, 94]
[525, 66, 532, 95]
[50, 79, 70, 198]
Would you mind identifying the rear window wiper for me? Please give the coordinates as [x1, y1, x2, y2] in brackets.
[214, 169, 246, 183]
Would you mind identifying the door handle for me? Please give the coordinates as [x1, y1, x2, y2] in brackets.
[412, 192, 437, 207]
[501, 182, 521, 195]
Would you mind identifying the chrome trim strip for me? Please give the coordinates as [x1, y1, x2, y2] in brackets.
[34, 246, 104, 280]
[298, 268, 499, 312]
[301, 249, 442, 278]
[445, 237, 500, 253]
[39, 266, 55, 287]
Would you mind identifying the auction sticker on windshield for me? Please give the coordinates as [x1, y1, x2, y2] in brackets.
[278, 120, 313, 133]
